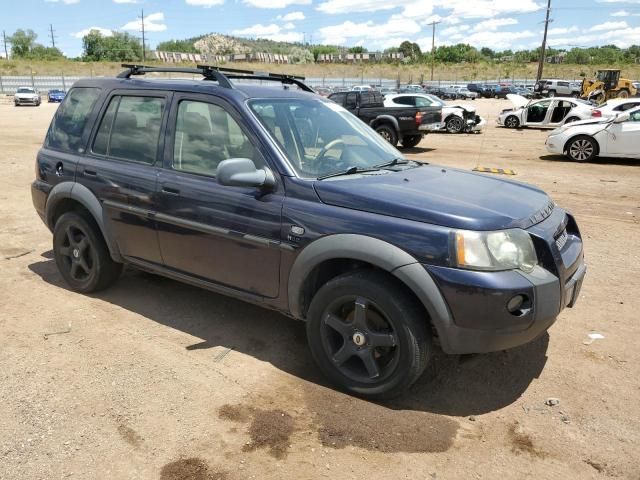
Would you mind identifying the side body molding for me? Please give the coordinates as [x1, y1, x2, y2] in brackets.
[287, 234, 454, 349]
[45, 182, 122, 262]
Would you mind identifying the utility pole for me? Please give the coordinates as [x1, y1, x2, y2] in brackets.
[140, 8, 146, 63]
[427, 21, 441, 81]
[536, 0, 552, 82]
[49, 24, 57, 49]
[2, 30, 8, 59]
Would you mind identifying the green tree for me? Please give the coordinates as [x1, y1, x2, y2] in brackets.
[156, 39, 198, 53]
[480, 47, 495, 59]
[82, 30, 143, 62]
[30, 45, 64, 60]
[348, 46, 367, 54]
[311, 45, 338, 61]
[8, 29, 38, 57]
[398, 40, 421, 60]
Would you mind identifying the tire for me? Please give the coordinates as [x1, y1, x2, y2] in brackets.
[566, 135, 597, 162]
[565, 116, 580, 124]
[494, 94, 499, 99]
[53, 211, 122, 293]
[375, 124, 398, 147]
[504, 115, 520, 129]
[401, 134, 422, 148]
[548, 90, 556, 98]
[446, 116, 465, 134]
[306, 270, 431, 400]
[617, 89, 629, 99]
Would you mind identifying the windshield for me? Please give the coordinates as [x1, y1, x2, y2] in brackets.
[249, 98, 403, 179]
[17, 88, 35, 93]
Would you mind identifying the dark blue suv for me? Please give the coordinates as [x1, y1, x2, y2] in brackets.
[31, 65, 586, 399]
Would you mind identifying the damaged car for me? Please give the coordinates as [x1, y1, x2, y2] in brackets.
[384, 93, 486, 134]
[497, 94, 593, 129]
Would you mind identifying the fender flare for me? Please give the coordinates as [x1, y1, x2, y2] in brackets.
[369, 115, 400, 133]
[45, 182, 122, 262]
[287, 234, 454, 348]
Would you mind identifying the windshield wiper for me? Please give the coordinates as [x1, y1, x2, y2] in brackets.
[317, 166, 381, 180]
[373, 158, 423, 169]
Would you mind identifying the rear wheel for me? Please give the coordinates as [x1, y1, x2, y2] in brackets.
[566, 135, 597, 162]
[375, 124, 398, 147]
[617, 89, 630, 99]
[306, 271, 431, 399]
[446, 116, 465, 134]
[53, 211, 122, 293]
[548, 90, 556, 98]
[401, 134, 422, 148]
[504, 115, 520, 129]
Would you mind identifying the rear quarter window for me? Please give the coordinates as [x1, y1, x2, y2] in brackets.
[46, 87, 101, 153]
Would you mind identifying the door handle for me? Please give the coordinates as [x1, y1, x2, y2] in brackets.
[161, 186, 180, 195]
[83, 169, 97, 177]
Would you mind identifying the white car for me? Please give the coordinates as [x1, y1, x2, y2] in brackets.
[384, 93, 486, 134]
[452, 87, 478, 100]
[590, 98, 640, 119]
[497, 94, 593, 129]
[14, 86, 41, 107]
[351, 85, 373, 92]
[545, 106, 640, 161]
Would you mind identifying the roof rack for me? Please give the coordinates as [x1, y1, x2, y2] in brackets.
[117, 64, 313, 92]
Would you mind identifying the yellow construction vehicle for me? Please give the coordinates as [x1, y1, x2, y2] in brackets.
[581, 69, 637, 104]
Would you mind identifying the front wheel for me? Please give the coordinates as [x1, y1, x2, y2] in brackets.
[375, 124, 398, 147]
[53, 211, 122, 293]
[401, 134, 422, 148]
[306, 271, 431, 399]
[548, 90, 556, 98]
[617, 89, 629, 99]
[504, 115, 520, 129]
[567, 135, 597, 162]
[446, 116, 464, 133]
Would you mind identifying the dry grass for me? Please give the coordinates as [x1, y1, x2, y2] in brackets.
[2, 58, 639, 82]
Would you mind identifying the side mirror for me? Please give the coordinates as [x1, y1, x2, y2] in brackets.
[614, 112, 630, 123]
[217, 158, 275, 190]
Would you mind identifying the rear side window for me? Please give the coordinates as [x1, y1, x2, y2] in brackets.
[394, 96, 415, 106]
[46, 87, 100, 153]
[92, 95, 164, 164]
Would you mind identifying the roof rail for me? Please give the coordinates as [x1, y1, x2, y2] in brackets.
[117, 64, 233, 89]
[117, 63, 314, 92]
[196, 64, 314, 92]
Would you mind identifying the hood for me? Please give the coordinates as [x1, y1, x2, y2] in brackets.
[314, 165, 552, 231]
[16, 92, 38, 97]
[446, 103, 476, 113]
[506, 94, 529, 109]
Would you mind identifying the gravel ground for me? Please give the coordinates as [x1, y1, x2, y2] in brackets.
[0, 99, 639, 480]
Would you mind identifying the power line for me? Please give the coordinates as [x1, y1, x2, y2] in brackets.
[49, 24, 57, 49]
[536, 0, 552, 82]
[426, 21, 441, 81]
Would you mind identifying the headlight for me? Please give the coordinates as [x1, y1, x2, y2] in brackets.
[453, 228, 537, 272]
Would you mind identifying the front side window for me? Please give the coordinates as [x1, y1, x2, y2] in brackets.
[173, 100, 259, 177]
[250, 98, 402, 179]
[415, 97, 434, 107]
[92, 95, 164, 164]
[46, 87, 101, 153]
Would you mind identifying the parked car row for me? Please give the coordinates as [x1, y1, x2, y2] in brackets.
[12, 87, 66, 106]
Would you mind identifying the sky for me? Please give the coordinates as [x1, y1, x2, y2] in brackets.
[1, 0, 640, 58]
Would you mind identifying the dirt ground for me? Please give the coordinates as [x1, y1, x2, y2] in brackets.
[1, 99, 639, 480]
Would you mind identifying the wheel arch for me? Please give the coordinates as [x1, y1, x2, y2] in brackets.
[45, 182, 122, 262]
[287, 234, 454, 349]
[369, 115, 399, 133]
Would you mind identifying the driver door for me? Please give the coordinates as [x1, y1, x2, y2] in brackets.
[526, 99, 552, 126]
[154, 94, 284, 298]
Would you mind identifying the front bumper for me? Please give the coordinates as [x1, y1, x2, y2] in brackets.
[15, 97, 40, 105]
[470, 116, 486, 132]
[426, 208, 585, 354]
[545, 135, 564, 154]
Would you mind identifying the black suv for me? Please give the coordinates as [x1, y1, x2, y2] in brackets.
[31, 65, 586, 399]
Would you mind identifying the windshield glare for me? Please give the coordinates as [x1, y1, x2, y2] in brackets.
[249, 98, 403, 179]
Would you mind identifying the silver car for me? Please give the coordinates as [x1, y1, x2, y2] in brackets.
[497, 94, 594, 129]
[14, 87, 41, 107]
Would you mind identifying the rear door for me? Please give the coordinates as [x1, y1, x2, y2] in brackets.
[154, 93, 283, 298]
[81, 90, 169, 264]
[606, 111, 640, 156]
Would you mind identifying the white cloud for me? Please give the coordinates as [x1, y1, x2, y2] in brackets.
[243, 0, 310, 8]
[319, 16, 421, 45]
[44, 0, 80, 4]
[589, 21, 628, 31]
[280, 11, 305, 21]
[232, 23, 303, 42]
[547, 26, 579, 35]
[441, 25, 470, 36]
[113, 0, 137, 3]
[122, 11, 167, 32]
[548, 26, 640, 49]
[418, 29, 536, 50]
[283, 22, 296, 29]
[471, 17, 518, 32]
[611, 9, 628, 15]
[185, 0, 224, 6]
[72, 27, 112, 38]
